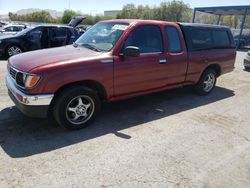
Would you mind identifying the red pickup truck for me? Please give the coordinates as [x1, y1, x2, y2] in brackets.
[6, 19, 236, 130]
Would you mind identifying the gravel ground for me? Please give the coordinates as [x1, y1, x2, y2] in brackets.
[0, 51, 250, 188]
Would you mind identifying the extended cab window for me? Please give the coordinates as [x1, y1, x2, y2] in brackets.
[191, 29, 212, 50]
[124, 25, 163, 53]
[165, 27, 182, 53]
[213, 30, 230, 48]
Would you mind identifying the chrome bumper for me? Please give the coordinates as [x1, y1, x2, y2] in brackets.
[5, 75, 54, 106]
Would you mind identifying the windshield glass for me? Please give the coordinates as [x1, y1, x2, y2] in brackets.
[75, 22, 129, 52]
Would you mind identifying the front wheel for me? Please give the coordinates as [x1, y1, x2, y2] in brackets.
[6, 45, 22, 57]
[194, 68, 217, 95]
[53, 86, 101, 130]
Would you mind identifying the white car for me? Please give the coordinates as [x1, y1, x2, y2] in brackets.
[0, 24, 27, 35]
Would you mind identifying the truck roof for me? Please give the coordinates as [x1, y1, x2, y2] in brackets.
[102, 19, 230, 29]
[102, 19, 173, 25]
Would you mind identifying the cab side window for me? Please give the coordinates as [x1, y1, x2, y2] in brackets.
[49, 27, 70, 47]
[124, 25, 163, 53]
[4, 26, 14, 32]
[28, 27, 43, 40]
[165, 27, 182, 53]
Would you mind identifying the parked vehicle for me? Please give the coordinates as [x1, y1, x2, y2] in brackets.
[76, 25, 92, 34]
[0, 24, 27, 35]
[244, 51, 250, 70]
[0, 17, 85, 57]
[0, 21, 8, 27]
[232, 29, 250, 48]
[6, 19, 236, 130]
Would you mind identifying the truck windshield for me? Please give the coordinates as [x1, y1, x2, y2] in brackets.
[75, 22, 129, 52]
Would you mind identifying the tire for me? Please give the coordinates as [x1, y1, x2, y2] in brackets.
[53, 86, 101, 130]
[194, 68, 217, 95]
[6, 45, 22, 57]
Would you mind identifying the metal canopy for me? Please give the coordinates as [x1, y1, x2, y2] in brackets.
[194, 5, 250, 16]
[192, 5, 250, 49]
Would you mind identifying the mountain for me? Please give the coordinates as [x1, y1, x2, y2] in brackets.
[15, 9, 63, 18]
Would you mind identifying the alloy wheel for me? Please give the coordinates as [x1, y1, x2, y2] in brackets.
[203, 73, 215, 92]
[8, 46, 22, 56]
[65, 95, 95, 125]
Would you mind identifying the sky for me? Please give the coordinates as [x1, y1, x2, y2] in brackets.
[0, 0, 249, 15]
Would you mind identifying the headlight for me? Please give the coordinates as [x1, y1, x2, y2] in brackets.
[16, 72, 40, 88]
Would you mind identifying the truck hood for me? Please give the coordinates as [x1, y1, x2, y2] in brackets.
[9, 45, 102, 72]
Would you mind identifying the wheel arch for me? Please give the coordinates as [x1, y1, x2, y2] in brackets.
[204, 64, 221, 77]
[51, 80, 108, 105]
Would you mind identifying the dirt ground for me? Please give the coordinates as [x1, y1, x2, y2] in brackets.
[0, 51, 250, 188]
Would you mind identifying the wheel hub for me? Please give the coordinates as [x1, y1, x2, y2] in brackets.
[76, 105, 86, 115]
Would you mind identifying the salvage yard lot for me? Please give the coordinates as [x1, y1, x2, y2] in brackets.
[0, 52, 250, 187]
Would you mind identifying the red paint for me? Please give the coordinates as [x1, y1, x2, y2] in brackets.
[8, 19, 236, 101]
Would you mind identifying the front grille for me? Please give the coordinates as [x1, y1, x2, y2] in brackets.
[9, 66, 17, 80]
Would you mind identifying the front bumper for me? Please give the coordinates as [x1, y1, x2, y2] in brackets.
[6, 75, 54, 118]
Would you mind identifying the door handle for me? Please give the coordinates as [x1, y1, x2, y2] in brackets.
[159, 59, 167, 64]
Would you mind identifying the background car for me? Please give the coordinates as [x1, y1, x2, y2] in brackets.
[76, 25, 92, 34]
[232, 29, 250, 48]
[0, 24, 27, 35]
[244, 51, 250, 70]
[0, 17, 85, 57]
[0, 21, 8, 27]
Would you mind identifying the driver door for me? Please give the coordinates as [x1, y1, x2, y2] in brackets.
[49, 27, 70, 47]
[25, 27, 43, 51]
[114, 24, 167, 97]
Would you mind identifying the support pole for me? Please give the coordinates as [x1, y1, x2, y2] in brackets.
[192, 9, 196, 23]
[217, 14, 221, 25]
[238, 8, 248, 49]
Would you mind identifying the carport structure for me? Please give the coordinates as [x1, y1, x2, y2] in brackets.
[192, 5, 250, 48]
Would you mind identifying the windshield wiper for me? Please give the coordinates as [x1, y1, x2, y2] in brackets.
[78, 43, 102, 52]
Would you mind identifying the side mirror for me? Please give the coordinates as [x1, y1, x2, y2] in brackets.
[123, 46, 140, 57]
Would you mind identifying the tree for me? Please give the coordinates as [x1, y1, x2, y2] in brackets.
[117, 1, 192, 22]
[61, 10, 78, 24]
[165, 0, 191, 22]
[9, 11, 56, 23]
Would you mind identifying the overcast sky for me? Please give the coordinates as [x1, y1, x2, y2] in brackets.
[0, 0, 249, 14]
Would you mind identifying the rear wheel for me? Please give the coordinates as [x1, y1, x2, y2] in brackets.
[6, 45, 22, 57]
[194, 68, 217, 95]
[53, 86, 101, 130]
